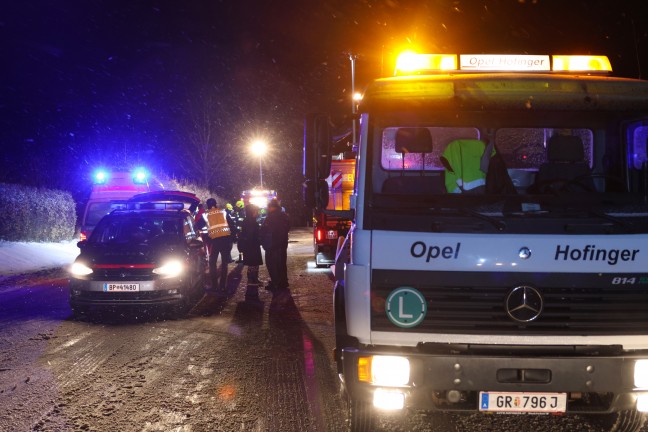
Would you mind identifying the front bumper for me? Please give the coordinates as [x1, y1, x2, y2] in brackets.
[69, 278, 186, 307]
[315, 243, 336, 266]
[342, 347, 648, 414]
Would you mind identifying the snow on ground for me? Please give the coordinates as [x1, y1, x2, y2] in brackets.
[0, 239, 79, 277]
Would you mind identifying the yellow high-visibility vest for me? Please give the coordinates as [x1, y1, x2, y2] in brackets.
[204, 208, 231, 239]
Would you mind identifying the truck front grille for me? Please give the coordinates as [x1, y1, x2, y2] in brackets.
[370, 270, 648, 335]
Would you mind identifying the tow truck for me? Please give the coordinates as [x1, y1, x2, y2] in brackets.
[304, 53, 648, 431]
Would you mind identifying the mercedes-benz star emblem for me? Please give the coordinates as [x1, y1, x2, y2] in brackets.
[518, 247, 531, 259]
[506, 285, 543, 323]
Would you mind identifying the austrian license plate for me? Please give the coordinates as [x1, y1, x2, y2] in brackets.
[326, 230, 338, 240]
[479, 391, 567, 413]
[103, 283, 140, 292]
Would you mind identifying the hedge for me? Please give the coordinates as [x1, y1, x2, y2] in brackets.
[0, 183, 76, 242]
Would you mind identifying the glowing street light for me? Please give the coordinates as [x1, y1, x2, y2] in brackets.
[250, 139, 268, 187]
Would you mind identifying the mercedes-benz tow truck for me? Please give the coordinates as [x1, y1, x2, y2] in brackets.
[304, 53, 648, 431]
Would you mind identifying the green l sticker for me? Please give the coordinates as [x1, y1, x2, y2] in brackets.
[385, 287, 427, 328]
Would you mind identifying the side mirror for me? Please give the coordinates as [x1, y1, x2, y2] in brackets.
[303, 179, 316, 208]
[303, 113, 331, 180]
[303, 179, 329, 209]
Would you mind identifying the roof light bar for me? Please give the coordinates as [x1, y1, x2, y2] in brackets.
[393, 52, 612, 75]
[552, 55, 612, 72]
[394, 53, 457, 75]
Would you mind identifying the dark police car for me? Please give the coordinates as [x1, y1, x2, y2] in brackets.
[69, 192, 206, 318]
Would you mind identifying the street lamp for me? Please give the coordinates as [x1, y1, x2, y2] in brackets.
[250, 139, 268, 187]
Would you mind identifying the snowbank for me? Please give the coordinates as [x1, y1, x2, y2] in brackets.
[0, 240, 79, 276]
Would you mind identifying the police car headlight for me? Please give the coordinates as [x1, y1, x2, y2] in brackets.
[153, 260, 184, 277]
[358, 355, 410, 386]
[634, 360, 648, 388]
[69, 262, 93, 276]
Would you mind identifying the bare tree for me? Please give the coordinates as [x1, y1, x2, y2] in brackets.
[181, 90, 236, 190]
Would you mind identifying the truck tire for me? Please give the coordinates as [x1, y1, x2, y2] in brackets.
[347, 397, 374, 432]
[594, 410, 646, 432]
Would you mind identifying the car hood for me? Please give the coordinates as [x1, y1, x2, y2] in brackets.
[77, 243, 183, 266]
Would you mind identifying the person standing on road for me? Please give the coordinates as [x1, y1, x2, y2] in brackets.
[238, 204, 263, 285]
[260, 199, 290, 291]
[195, 198, 235, 292]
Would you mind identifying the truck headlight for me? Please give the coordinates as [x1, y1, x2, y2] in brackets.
[69, 262, 93, 276]
[153, 260, 184, 277]
[637, 394, 648, 412]
[373, 388, 405, 410]
[635, 360, 648, 388]
[358, 355, 410, 386]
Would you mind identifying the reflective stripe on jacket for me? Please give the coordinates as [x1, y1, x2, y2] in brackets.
[442, 139, 493, 193]
[204, 208, 231, 239]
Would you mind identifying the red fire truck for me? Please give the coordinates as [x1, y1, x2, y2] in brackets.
[312, 133, 356, 267]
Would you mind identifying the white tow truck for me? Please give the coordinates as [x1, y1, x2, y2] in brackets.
[304, 53, 648, 431]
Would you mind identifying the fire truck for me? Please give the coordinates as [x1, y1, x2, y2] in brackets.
[311, 132, 356, 267]
[304, 53, 648, 431]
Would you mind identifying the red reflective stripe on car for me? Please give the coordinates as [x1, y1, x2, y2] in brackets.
[93, 264, 155, 269]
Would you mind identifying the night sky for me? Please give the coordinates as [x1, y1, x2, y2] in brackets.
[1, 0, 647, 218]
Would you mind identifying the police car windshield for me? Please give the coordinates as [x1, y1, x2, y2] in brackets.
[90, 215, 183, 245]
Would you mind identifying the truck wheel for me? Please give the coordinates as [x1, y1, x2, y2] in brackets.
[347, 397, 374, 432]
[594, 410, 646, 432]
[334, 282, 358, 374]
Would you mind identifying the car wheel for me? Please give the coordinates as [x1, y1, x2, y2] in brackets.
[70, 305, 86, 320]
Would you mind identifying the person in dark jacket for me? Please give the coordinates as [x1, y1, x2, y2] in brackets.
[260, 199, 290, 291]
[238, 204, 263, 285]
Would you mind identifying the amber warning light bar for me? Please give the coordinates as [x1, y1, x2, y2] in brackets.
[394, 53, 612, 75]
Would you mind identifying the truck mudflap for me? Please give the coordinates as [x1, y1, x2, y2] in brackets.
[341, 347, 648, 414]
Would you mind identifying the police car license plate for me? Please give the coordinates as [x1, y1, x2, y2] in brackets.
[479, 392, 567, 413]
[326, 230, 338, 240]
[103, 283, 140, 292]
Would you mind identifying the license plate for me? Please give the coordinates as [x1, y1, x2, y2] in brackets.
[326, 230, 338, 240]
[103, 283, 140, 292]
[479, 391, 567, 413]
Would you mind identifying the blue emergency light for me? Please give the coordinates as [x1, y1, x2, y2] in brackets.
[92, 169, 109, 184]
[132, 168, 149, 184]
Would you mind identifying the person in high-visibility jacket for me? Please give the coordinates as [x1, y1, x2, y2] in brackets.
[195, 198, 236, 292]
[441, 139, 494, 194]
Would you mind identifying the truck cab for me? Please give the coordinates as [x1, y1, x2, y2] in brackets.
[305, 53, 648, 431]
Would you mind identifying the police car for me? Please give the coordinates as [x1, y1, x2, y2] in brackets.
[69, 192, 206, 318]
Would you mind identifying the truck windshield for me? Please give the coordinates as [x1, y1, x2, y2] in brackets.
[366, 112, 648, 234]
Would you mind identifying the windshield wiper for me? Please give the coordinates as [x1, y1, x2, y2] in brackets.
[455, 207, 507, 232]
[588, 210, 637, 233]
